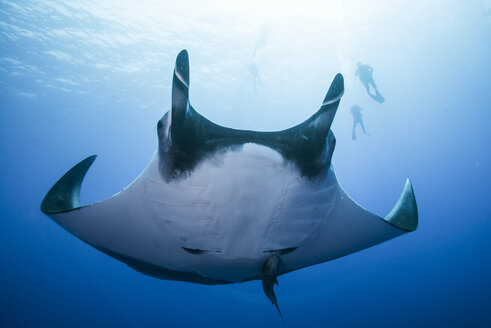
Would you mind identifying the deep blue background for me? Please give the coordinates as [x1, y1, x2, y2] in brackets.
[1, 1, 490, 327]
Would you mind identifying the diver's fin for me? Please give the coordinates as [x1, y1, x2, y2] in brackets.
[261, 255, 284, 320]
[368, 90, 385, 103]
[383, 179, 418, 231]
[41, 155, 97, 214]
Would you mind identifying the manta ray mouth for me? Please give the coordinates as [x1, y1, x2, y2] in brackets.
[158, 50, 344, 180]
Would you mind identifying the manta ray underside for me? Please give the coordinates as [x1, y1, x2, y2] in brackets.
[41, 50, 418, 318]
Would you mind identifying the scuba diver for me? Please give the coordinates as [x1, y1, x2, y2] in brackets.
[249, 25, 268, 92]
[249, 60, 262, 92]
[355, 62, 385, 103]
[350, 104, 368, 140]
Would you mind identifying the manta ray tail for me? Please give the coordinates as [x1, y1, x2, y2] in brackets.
[261, 255, 284, 320]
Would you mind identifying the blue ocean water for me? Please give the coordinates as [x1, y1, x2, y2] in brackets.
[1, 1, 490, 327]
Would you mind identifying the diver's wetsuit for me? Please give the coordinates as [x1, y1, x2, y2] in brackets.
[355, 63, 377, 94]
[250, 62, 261, 92]
[351, 105, 366, 140]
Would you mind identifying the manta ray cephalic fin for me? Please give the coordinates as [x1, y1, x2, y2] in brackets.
[162, 49, 345, 178]
[171, 49, 190, 141]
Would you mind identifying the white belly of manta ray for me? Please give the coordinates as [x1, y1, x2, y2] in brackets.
[46, 145, 409, 282]
[41, 49, 418, 317]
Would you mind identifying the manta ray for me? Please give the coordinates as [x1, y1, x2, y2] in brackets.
[41, 50, 418, 318]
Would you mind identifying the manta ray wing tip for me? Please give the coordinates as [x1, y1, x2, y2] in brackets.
[384, 178, 418, 232]
[41, 155, 97, 214]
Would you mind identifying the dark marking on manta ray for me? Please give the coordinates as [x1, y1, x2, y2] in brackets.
[182, 247, 222, 255]
[157, 50, 341, 181]
[95, 244, 229, 285]
[262, 247, 297, 255]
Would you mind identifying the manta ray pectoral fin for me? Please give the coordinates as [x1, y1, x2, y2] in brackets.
[41, 155, 97, 214]
[383, 179, 418, 232]
[261, 255, 283, 320]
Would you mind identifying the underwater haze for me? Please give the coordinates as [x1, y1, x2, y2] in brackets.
[1, 0, 490, 327]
